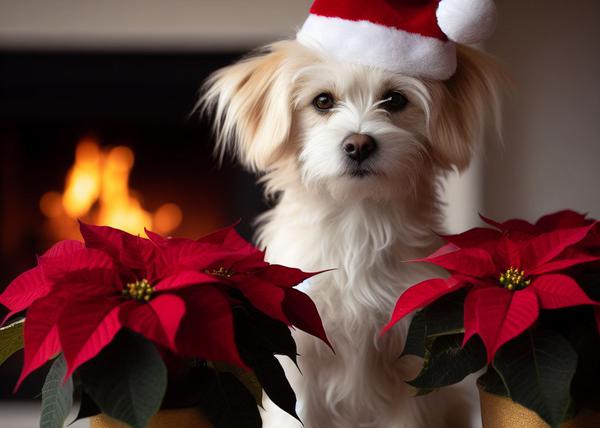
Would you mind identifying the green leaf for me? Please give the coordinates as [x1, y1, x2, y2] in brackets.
[564, 313, 600, 412]
[233, 307, 298, 421]
[160, 362, 210, 411]
[40, 355, 74, 428]
[401, 311, 426, 358]
[408, 334, 486, 390]
[200, 370, 262, 428]
[492, 329, 577, 428]
[401, 290, 466, 360]
[245, 353, 297, 421]
[79, 331, 167, 428]
[212, 362, 263, 406]
[0, 319, 24, 366]
[161, 363, 261, 428]
[234, 306, 298, 367]
[69, 391, 100, 425]
[480, 366, 509, 397]
[423, 289, 466, 338]
[574, 272, 600, 301]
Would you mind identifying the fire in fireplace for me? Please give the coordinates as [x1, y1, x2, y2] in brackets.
[39, 137, 183, 241]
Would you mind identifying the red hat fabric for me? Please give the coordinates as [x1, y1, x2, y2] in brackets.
[297, 0, 497, 80]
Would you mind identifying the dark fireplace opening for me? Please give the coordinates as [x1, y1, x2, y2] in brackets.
[0, 50, 266, 399]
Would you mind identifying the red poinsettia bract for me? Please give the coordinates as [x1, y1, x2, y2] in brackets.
[442, 210, 600, 251]
[0, 222, 328, 389]
[443, 210, 600, 336]
[383, 218, 599, 362]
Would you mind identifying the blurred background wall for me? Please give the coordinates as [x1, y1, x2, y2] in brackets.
[484, 0, 600, 221]
[0, 0, 312, 50]
[0, 0, 599, 421]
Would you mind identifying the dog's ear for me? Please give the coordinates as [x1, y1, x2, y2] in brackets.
[200, 42, 295, 172]
[429, 45, 505, 171]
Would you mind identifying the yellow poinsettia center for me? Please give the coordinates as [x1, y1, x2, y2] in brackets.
[205, 267, 235, 278]
[122, 279, 154, 302]
[499, 267, 531, 291]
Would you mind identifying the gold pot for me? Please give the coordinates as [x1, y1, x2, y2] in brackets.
[479, 385, 599, 428]
[90, 408, 213, 428]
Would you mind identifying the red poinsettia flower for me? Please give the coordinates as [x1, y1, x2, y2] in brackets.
[0, 222, 328, 389]
[483, 210, 592, 236]
[144, 225, 331, 356]
[442, 210, 600, 251]
[383, 223, 599, 362]
[439, 211, 600, 337]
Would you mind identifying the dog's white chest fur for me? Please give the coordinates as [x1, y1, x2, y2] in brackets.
[257, 191, 478, 428]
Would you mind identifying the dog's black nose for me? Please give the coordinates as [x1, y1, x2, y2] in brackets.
[343, 133, 377, 162]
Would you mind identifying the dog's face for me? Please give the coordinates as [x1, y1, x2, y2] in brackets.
[202, 41, 501, 202]
[292, 61, 433, 200]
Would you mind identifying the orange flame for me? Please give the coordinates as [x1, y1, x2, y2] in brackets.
[40, 138, 182, 240]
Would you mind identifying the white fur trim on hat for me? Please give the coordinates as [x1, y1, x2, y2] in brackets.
[436, 0, 497, 44]
[297, 14, 457, 80]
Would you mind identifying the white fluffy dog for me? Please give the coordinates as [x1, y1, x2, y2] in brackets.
[201, 39, 503, 427]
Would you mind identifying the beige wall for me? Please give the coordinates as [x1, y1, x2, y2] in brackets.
[0, 0, 311, 50]
[484, 0, 600, 221]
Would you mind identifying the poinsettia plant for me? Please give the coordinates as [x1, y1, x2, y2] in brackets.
[383, 210, 600, 428]
[0, 221, 330, 428]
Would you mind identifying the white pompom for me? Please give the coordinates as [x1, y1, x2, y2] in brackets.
[436, 0, 497, 44]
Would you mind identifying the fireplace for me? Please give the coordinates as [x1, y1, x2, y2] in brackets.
[0, 50, 266, 398]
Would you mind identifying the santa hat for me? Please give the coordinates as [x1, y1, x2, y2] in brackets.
[297, 0, 497, 80]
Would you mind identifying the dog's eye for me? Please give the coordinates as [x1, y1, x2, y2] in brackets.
[382, 91, 409, 112]
[313, 93, 335, 112]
